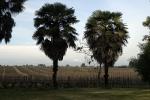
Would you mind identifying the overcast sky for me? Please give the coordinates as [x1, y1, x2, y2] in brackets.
[0, 0, 150, 66]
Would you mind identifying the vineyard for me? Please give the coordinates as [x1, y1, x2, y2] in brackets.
[0, 66, 149, 88]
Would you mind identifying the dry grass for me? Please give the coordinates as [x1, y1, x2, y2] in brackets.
[0, 66, 140, 80]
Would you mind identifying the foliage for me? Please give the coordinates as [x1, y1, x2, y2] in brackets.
[33, 2, 78, 61]
[84, 10, 128, 86]
[134, 42, 150, 82]
[142, 16, 150, 41]
[33, 2, 78, 88]
[0, 0, 27, 43]
[84, 10, 128, 66]
[133, 16, 150, 83]
[143, 16, 150, 29]
[81, 63, 86, 67]
[129, 57, 138, 67]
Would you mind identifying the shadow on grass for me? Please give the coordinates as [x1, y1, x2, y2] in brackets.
[0, 88, 150, 100]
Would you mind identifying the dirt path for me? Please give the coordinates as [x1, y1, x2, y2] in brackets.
[27, 68, 49, 77]
[13, 67, 28, 77]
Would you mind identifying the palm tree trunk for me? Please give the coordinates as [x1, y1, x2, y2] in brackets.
[98, 63, 102, 87]
[52, 59, 58, 88]
[104, 63, 109, 87]
[98, 63, 102, 80]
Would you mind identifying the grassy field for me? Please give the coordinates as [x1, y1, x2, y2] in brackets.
[0, 88, 150, 100]
[0, 66, 144, 88]
[0, 66, 139, 79]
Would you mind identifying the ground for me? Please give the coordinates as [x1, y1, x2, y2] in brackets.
[0, 88, 150, 100]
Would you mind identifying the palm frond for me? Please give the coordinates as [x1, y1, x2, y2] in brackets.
[33, 2, 78, 61]
[84, 10, 128, 66]
[0, 0, 27, 44]
[0, 12, 15, 43]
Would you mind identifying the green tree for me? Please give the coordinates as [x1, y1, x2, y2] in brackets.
[135, 42, 150, 82]
[0, 0, 27, 43]
[33, 3, 78, 88]
[129, 57, 138, 67]
[81, 63, 86, 67]
[84, 10, 128, 87]
[133, 16, 150, 83]
[142, 16, 150, 41]
[143, 16, 150, 28]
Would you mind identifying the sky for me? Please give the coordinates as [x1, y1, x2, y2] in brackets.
[0, 0, 150, 66]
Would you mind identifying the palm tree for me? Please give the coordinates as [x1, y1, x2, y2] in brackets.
[143, 16, 150, 28]
[84, 10, 128, 87]
[143, 16, 150, 41]
[0, 0, 27, 43]
[33, 3, 78, 88]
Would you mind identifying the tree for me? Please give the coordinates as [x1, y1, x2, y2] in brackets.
[133, 16, 150, 83]
[0, 0, 27, 43]
[143, 16, 150, 28]
[33, 3, 78, 88]
[65, 64, 70, 67]
[142, 16, 150, 41]
[81, 63, 86, 67]
[129, 57, 138, 67]
[84, 10, 128, 87]
[134, 42, 150, 83]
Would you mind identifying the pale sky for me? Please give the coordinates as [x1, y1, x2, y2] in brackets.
[0, 0, 150, 66]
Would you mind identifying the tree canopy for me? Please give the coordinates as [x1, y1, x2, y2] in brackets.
[133, 16, 150, 83]
[0, 0, 27, 43]
[129, 57, 138, 67]
[33, 2, 78, 61]
[143, 16, 150, 29]
[84, 10, 128, 86]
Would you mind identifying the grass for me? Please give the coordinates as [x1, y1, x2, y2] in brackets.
[0, 88, 150, 100]
[1, 66, 139, 79]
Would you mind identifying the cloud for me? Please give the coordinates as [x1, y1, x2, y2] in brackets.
[0, 44, 135, 66]
[24, 6, 36, 14]
[0, 45, 48, 65]
[0, 45, 86, 66]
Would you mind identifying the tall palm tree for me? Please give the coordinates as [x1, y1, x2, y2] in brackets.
[0, 0, 27, 43]
[33, 3, 78, 88]
[84, 10, 128, 87]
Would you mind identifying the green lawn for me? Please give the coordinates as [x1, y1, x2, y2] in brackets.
[0, 88, 150, 100]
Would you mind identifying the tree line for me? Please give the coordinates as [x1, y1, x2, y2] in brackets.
[0, 1, 149, 88]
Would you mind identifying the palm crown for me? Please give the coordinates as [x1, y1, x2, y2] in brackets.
[142, 16, 150, 41]
[33, 3, 78, 61]
[84, 10, 128, 66]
